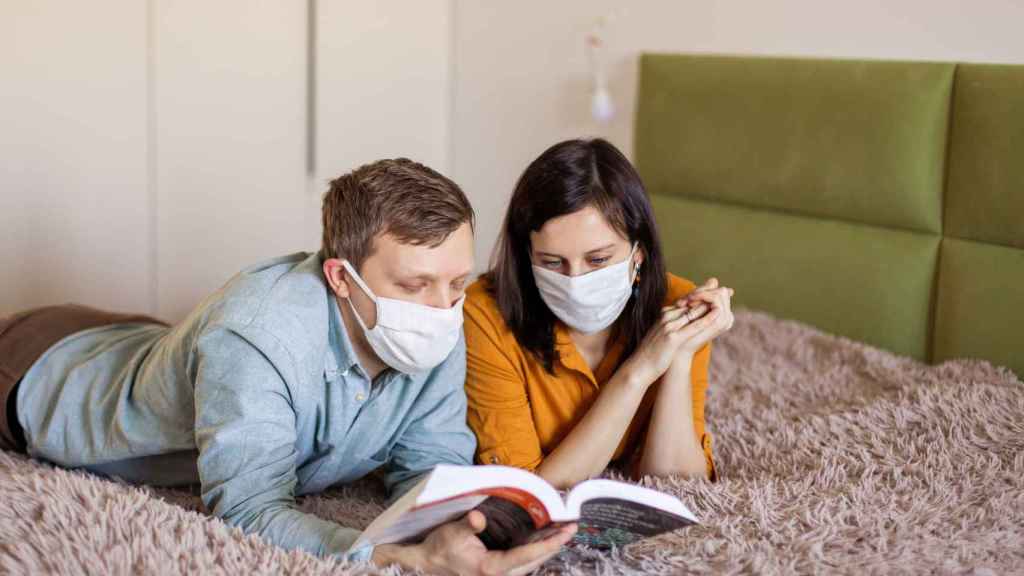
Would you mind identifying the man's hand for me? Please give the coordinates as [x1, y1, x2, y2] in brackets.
[373, 510, 577, 576]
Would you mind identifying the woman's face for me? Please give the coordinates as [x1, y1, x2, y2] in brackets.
[529, 205, 642, 277]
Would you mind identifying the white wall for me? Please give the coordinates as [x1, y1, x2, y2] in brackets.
[0, 1, 152, 316]
[4, 1, 1023, 317]
[314, 0, 452, 183]
[310, 0, 453, 247]
[453, 0, 1024, 272]
[1, 1, 455, 321]
[154, 0, 309, 321]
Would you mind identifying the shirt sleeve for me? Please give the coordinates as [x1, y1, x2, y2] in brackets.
[463, 301, 544, 471]
[689, 341, 716, 481]
[381, 336, 477, 504]
[192, 326, 371, 561]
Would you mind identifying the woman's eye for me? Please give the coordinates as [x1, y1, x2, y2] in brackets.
[589, 257, 610, 266]
[542, 260, 561, 269]
[399, 284, 424, 294]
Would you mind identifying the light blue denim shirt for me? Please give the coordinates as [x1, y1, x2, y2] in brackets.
[17, 252, 476, 561]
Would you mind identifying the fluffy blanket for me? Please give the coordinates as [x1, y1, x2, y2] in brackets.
[1, 310, 1021, 574]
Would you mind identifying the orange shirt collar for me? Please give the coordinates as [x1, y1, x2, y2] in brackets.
[553, 321, 627, 386]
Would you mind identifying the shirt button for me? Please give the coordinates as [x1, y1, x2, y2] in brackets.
[355, 392, 365, 402]
[490, 455, 500, 464]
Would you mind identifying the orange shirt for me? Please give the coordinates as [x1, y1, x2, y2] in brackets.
[463, 273, 715, 480]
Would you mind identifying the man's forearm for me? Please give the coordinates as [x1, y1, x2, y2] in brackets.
[218, 500, 366, 560]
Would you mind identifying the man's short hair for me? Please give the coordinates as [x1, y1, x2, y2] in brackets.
[321, 158, 474, 269]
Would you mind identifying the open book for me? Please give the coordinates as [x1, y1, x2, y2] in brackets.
[353, 464, 699, 551]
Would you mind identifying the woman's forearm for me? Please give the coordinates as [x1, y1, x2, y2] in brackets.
[638, 354, 708, 479]
[535, 361, 652, 489]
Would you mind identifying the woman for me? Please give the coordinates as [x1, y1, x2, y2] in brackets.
[463, 138, 734, 488]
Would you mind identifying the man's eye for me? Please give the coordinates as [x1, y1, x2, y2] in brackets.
[399, 284, 424, 293]
[451, 280, 466, 292]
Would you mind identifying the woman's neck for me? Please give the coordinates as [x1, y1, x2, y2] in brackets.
[568, 325, 613, 373]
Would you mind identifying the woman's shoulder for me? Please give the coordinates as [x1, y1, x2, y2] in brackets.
[465, 276, 506, 327]
[663, 272, 699, 305]
[466, 276, 496, 310]
[464, 276, 524, 357]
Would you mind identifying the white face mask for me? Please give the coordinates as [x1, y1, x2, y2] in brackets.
[532, 244, 638, 334]
[341, 261, 465, 374]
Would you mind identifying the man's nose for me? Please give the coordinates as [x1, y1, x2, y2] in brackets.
[427, 287, 458, 309]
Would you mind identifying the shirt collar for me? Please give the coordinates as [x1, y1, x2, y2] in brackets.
[553, 320, 626, 386]
[554, 321, 574, 345]
[327, 290, 362, 376]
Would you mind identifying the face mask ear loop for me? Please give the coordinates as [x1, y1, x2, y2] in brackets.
[340, 260, 378, 331]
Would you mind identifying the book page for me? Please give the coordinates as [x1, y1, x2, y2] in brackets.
[354, 475, 430, 549]
[353, 465, 570, 550]
[564, 479, 699, 549]
[572, 497, 697, 549]
[565, 479, 698, 522]
[362, 493, 490, 546]
[418, 465, 570, 520]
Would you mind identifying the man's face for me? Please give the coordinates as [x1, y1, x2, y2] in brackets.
[344, 222, 474, 329]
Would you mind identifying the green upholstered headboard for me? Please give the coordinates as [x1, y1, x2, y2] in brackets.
[635, 53, 1023, 377]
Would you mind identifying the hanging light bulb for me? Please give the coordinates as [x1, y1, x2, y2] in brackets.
[591, 85, 614, 123]
[586, 19, 614, 123]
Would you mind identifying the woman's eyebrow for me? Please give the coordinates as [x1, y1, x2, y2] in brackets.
[584, 243, 617, 255]
[535, 243, 617, 258]
[534, 251, 564, 259]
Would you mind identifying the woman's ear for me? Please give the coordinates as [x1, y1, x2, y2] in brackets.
[322, 258, 351, 298]
[633, 245, 645, 271]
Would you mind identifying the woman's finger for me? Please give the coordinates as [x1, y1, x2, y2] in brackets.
[711, 288, 730, 313]
[668, 297, 704, 311]
[672, 309, 720, 339]
[683, 280, 717, 301]
[665, 304, 714, 333]
[676, 317, 726, 348]
[685, 287, 727, 308]
[686, 303, 711, 322]
[660, 305, 689, 325]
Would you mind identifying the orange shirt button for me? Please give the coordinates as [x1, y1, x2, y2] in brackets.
[490, 455, 500, 464]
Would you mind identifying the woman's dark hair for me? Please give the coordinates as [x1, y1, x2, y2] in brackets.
[486, 138, 668, 372]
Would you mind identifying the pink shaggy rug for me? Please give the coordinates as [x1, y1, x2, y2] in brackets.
[1, 310, 1022, 575]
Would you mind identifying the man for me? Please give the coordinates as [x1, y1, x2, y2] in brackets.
[0, 159, 575, 574]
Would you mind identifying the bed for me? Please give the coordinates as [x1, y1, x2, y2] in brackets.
[636, 53, 1024, 378]
[1, 54, 1022, 574]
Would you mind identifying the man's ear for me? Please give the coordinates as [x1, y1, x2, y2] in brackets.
[322, 258, 351, 298]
